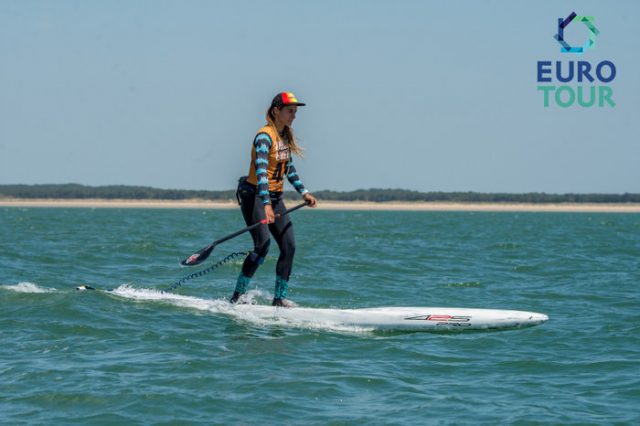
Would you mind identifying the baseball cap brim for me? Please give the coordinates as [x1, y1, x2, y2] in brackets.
[271, 92, 306, 108]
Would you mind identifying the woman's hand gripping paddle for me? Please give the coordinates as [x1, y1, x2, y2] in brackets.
[180, 201, 309, 266]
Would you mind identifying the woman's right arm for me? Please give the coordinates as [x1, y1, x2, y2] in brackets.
[253, 133, 275, 222]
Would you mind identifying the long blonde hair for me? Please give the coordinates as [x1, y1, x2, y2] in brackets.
[266, 107, 304, 157]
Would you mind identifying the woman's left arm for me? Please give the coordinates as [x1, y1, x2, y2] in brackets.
[287, 159, 317, 207]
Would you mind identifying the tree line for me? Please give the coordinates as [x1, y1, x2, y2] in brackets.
[0, 184, 234, 200]
[1, 184, 638, 204]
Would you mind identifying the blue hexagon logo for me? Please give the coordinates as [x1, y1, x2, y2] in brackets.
[554, 11, 599, 54]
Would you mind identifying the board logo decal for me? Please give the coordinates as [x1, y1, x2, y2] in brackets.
[404, 314, 472, 325]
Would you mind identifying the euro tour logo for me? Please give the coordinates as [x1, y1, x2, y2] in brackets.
[536, 12, 616, 108]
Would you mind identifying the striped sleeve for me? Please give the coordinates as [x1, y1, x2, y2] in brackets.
[254, 133, 272, 205]
[286, 158, 309, 195]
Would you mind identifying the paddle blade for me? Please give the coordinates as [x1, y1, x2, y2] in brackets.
[180, 244, 214, 266]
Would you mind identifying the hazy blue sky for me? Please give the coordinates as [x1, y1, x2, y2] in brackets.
[1, 1, 638, 193]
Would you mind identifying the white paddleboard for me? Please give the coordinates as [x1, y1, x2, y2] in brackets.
[230, 305, 549, 331]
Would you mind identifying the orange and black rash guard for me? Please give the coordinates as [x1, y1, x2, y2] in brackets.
[246, 125, 309, 205]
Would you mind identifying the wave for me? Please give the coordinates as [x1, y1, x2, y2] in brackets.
[0, 282, 57, 293]
[109, 285, 373, 334]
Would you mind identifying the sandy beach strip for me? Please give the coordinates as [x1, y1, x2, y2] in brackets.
[1, 198, 640, 213]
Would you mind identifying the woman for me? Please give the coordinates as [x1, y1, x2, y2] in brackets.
[232, 92, 318, 307]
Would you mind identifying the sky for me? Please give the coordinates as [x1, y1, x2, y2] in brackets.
[1, 0, 638, 193]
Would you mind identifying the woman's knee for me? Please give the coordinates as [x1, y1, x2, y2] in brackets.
[254, 238, 271, 258]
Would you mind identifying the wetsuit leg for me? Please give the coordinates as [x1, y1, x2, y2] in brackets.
[232, 187, 271, 301]
[241, 194, 271, 277]
[268, 196, 296, 302]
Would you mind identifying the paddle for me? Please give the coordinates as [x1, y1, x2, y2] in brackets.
[180, 201, 309, 266]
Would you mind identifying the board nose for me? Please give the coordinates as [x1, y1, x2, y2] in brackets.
[529, 312, 549, 323]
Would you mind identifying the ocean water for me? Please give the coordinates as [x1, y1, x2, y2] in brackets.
[1, 207, 639, 425]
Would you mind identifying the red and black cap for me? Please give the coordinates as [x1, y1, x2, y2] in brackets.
[270, 92, 306, 108]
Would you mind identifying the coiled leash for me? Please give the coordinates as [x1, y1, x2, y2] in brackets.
[163, 251, 249, 293]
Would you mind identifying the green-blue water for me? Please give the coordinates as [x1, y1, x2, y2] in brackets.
[1, 207, 639, 424]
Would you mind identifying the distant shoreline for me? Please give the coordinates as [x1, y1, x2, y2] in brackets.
[2, 198, 640, 213]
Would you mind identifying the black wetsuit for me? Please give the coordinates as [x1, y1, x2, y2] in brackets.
[236, 179, 295, 283]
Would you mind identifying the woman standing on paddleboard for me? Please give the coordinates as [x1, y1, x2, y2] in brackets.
[231, 92, 318, 306]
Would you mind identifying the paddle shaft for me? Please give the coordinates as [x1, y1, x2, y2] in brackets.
[181, 201, 308, 266]
[217, 200, 308, 245]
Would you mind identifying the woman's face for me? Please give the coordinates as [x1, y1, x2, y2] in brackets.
[274, 105, 297, 127]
